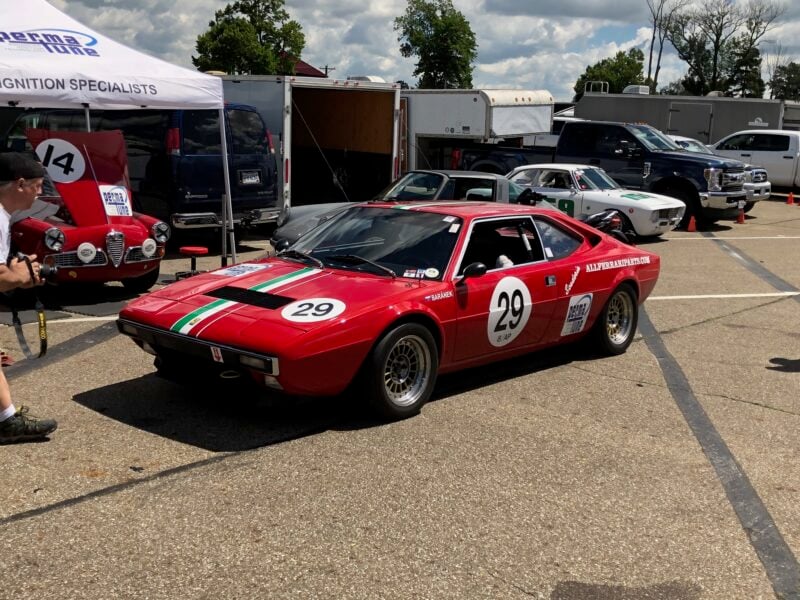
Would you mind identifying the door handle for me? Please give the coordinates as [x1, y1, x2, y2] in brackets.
[545, 275, 556, 287]
[784, 156, 794, 159]
[740, 153, 751, 157]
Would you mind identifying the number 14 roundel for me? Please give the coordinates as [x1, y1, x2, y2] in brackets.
[487, 276, 532, 347]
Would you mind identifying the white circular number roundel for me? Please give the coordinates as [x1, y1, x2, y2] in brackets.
[281, 298, 346, 323]
[487, 276, 532, 347]
[34, 139, 86, 183]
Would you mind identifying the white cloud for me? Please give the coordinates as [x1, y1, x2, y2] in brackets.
[52, 0, 800, 100]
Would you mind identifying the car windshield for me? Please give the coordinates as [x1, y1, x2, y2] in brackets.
[628, 124, 682, 151]
[292, 206, 461, 280]
[674, 138, 710, 153]
[574, 167, 620, 191]
[376, 172, 446, 201]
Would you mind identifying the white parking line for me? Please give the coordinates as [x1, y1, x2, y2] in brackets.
[648, 292, 799, 300]
[45, 316, 120, 324]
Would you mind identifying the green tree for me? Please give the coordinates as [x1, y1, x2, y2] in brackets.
[769, 62, 800, 100]
[723, 37, 765, 97]
[394, 0, 478, 89]
[666, 0, 781, 96]
[192, 0, 304, 75]
[573, 48, 646, 102]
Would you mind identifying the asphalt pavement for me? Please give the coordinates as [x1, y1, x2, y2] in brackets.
[1, 200, 799, 599]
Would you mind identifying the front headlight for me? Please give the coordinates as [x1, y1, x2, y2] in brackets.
[151, 221, 171, 243]
[44, 227, 65, 251]
[704, 167, 723, 192]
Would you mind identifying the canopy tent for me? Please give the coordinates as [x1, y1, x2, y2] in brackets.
[0, 0, 236, 261]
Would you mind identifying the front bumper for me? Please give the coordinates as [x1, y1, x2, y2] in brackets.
[699, 190, 747, 211]
[745, 182, 771, 202]
[171, 207, 281, 230]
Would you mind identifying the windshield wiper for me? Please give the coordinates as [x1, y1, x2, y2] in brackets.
[326, 254, 397, 278]
[277, 249, 324, 269]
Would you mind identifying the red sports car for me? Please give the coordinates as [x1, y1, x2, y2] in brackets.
[118, 201, 660, 419]
[11, 129, 170, 291]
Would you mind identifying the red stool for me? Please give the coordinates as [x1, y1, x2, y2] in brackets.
[175, 245, 209, 280]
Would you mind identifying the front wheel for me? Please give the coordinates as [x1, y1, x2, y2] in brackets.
[592, 284, 638, 355]
[743, 201, 756, 213]
[122, 266, 161, 293]
[362, 323, 438, 420]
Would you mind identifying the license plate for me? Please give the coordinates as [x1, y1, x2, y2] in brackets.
[239, 170, 261, 185]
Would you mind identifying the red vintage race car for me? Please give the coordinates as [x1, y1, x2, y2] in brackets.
[11, 129, 170, 291]
[118, 201, 660, 419]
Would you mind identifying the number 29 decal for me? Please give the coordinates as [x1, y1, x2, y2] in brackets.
[487, 276, 532, 347]
[281, 298, 346, 323]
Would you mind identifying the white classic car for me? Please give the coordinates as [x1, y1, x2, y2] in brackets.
[507, 163, 686, 237]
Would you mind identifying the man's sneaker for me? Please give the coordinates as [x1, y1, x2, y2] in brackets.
[0, 406, 57, 443]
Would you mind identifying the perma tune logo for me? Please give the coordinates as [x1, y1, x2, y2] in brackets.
[0, 28, 100, 57]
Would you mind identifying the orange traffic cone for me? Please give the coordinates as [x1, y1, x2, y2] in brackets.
[687, 215, 697, 232]
[736, 208, 746, 224]
[788, 191, 795, 205]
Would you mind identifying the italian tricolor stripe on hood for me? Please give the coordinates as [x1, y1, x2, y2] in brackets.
[170, 267, 321, 335]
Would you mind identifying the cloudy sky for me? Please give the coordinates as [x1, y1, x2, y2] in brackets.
[51, 0, 800, 101]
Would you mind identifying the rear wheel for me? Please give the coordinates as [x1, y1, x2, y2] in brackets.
[362, 323, 438, 420]
[592, 284, 638, 355]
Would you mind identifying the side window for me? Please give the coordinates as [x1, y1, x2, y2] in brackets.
[97, 110, 168, 153]
[534, 217, 582, 260]
[454, 178, 496, 199]
[558, 124, 596, 155]
[539, 169, 571, 189]
[756, 134, 790, 152]
[596, 126, 636, 157]
[717, 134, 752, 151]
[181, 110, 221, 155]
[228, 109, 267, 155]
[459, 217, 545, 273]
[509, 168, 539, 187]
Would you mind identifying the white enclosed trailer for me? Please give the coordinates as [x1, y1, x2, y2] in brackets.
[222, 75, 401, 210]
[400, 89, 554, 172]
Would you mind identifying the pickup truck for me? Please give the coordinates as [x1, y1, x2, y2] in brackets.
[708, 129, 799, 189]
[454, 120, 750, 226]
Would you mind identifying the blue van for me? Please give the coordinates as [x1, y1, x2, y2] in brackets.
[2, 103, 279, 230]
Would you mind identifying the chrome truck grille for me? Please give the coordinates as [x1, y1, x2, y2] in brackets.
[106, 231, 125, 267]
[722, 167, 745, 192]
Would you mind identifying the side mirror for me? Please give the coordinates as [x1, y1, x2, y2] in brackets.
[461, 262, 487, 279]
[273, 238, 290, 254]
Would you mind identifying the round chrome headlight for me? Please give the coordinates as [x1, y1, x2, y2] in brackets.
[77, 242, 97, 264]
[44, 227, 65, 251]
[151, 221, 171, 243]
[141, 238, 157, 258]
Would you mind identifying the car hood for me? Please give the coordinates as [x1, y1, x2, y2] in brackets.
[656, 150, 746, 170]
[589, 189, 685, 208]
[123, 258, 435, 342]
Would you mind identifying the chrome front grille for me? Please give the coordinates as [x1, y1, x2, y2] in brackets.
[52, 251, 108, 268]
[125, 247, 153, 263]
[722, 168, 745, 192]
[106, 231, 124, 267]
[657, 208, 682, 219]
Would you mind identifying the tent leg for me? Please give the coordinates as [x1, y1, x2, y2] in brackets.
[218, 107, 236, 266]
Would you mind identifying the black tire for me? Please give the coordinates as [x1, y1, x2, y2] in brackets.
[362, 323, 438, 420]
[122, 267, 161, 293]
[592, 283, 638, 356]
[743, 201, 756, 213]
[660, 188, 696, 229]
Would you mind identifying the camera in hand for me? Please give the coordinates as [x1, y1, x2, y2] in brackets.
[38, 263, 57, 280]
[13, 252, 58, 281]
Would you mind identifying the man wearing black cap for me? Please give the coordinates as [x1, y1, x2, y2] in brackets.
[0, 152, 57, 442]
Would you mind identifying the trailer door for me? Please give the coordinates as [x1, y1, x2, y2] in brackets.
[668, 102, 713, 143]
